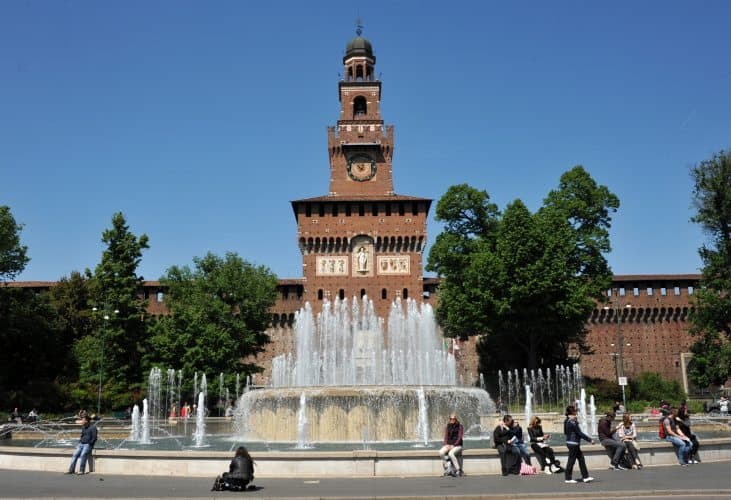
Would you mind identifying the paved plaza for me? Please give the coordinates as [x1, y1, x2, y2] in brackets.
[1, 460, 731, 499]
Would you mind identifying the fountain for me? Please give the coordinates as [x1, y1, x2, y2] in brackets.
[141, 398, 151, 444]
[524, 384, 532, 428]
[295, 392, 310, 449]
[129, 405, 141, 442]
[234, 296, 493, 443]
[415, 387, 430, 446]
[192, 392, 207, 448]
[578, 388, 588, 434]
[589, 394, 597, 436]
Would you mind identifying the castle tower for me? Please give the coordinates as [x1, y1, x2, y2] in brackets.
[291, 26, 431, 318]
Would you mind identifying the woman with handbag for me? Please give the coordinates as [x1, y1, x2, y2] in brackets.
[618, 413, 643, 469]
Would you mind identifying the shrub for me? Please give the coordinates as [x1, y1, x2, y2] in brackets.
[584, 376, 630, 408]
[629, 372, 686, 406]
[625, 400, 651, 414]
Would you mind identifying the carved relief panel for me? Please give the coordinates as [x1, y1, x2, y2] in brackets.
[316, 256, 348, 276]
[377, 255, 410, 275]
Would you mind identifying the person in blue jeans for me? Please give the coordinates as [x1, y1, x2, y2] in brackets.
[65, 415, 97, 475]
[507, 418, 533, 466]
[661, 407, 692, 466]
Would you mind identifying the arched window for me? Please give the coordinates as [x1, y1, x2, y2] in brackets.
[353, 96, 367, 117]
[381, 288, 387, 300]
[339, 289, 345, 300]
[360, 288, 366, 298]
[317, 289, 323, 300]
[402, 288, 409, 299]
[356, 65, 364, 80]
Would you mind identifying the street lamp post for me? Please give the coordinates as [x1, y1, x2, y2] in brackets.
[609, 349, 620, 381]
[604, 301, 632, 408]
[93, 304, 118, 416]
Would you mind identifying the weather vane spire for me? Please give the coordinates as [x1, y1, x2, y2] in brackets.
[355, 17, 363, 37]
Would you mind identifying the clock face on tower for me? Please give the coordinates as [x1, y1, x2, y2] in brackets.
[347, 154, 376, 181]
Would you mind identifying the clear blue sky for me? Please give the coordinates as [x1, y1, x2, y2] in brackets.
[2, 0, 730, 282]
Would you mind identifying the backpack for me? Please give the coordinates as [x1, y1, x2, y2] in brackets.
[658, 418, 666, 439]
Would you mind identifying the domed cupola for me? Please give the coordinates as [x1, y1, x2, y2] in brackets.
[343, 22, 376, 82]
[344, 33, 375, 62]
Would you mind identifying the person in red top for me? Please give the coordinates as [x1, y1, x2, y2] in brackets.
[438, 413, 464, 477]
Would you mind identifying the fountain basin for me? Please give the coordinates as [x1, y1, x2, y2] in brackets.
[234, 386, 493, 443]
[3, 439, 731, 477]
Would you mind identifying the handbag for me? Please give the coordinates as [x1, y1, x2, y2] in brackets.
[519, 462, 537, 475]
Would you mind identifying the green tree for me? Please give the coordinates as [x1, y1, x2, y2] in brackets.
[427, 167, 618, 370]
[0, 206, 29, 281]
[49, 272, 94, 388]
[147, 252, 278, 385]
[687, 150, 731, 388]
[0, 287, 65, 409]
[75, 212, 150, 410]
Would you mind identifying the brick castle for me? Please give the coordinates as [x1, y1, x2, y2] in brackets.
[8, 30, 702, 393]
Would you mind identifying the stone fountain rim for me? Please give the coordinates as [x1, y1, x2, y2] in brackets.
[4, 438, 731, 459]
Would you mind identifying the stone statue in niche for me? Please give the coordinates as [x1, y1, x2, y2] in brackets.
[357, 246, 368, 272]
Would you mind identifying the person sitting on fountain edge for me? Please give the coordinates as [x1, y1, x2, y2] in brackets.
[494, 414, 521, 476]
[598, 411, 627, 470]
[507, 418, 532, 467]
[439, 413, 464, 477]
[64, 414, 97, 475]
[528, 416, 563, 474]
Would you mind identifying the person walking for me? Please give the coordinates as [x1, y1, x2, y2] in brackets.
[64, 415, 97, 475]
[563, 405, 595, 484]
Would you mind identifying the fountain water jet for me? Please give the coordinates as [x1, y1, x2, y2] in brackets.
[192, 392, 207, 448]
[415, 387, 430, 447]
[524, 384, 532, 428]
[235, 297, 493, 443]
[129, 405, 141, 442]
[141, 398, 151, 445]
[589, 394, 597, 436]
[295, 392, 311, 449]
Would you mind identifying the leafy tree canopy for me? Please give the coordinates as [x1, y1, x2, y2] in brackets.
[147, 252, 278, 386]
[75, 212, 150, 410]
[0, 206, 29, 281]
[427, 167, 618, 370]
[687, 150, 731, 388]
[0, 287, 64, 408]
[50, 272, 94, 385]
